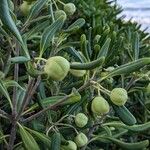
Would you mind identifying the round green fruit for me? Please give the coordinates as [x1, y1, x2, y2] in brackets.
[61, 141, 77, 150]
[110, 88, 128, 106]
[70, 67, 86, 77]
[54, 10, 67, 20]
[64, 3, 76, 15]
[20, 1, 32, 16]
[75, 133, 88, 147]
[91, 96, 110, 115]
[75, 113, 88, 128]
[44, 56, 70, 81]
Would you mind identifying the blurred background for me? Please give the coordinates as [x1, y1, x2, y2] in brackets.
[117, 0, 150, 32]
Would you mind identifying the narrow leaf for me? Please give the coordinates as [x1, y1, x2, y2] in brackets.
[24, 127, 51, 148]
[133, 32, 140, 60]
[27, 0, 48, 21]
[50, 132, 61, 150]
[100, 57, 150, 81]
[97, 38, 111, 58]
[10, 56, 30, 64]
[70, 57, 105, 70]
[18, 124, 40, 150]
[64, 18, 85, 32]
[40, 16, 65, 56]
[0, 80, 12, 109]
[23, 20, 50, 40]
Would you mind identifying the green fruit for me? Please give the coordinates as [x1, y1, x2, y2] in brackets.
[70, 67, 86, 77]
[75, 113, 88, 128]
[20, 1, 32, 16]
[55, 10, 67, 20]
[44, 56, 70, 81]
[64, 3, 76, 15]
[75, 133, 88, 147]
[61, 141, 77, 150]
[110, 88, 128, 106]
[91, 96, 110, 115]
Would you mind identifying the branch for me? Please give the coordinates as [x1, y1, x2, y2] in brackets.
[22, 80, 93, 123]
[8, 40, 19, 150]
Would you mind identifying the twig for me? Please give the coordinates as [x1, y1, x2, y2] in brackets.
[22, 80, 93, 123]
[17, 76, 41, 120]
[17, 79, 35, 118]
[8, 41, 19, 150]
[81, 116, 106, 150]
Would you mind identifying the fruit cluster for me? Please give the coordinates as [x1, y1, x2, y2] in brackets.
[20, 0, 76, 19]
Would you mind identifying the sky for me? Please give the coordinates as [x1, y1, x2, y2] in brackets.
[117, 0, 150, 32]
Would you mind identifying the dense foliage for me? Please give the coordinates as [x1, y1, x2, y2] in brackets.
[0, 0, 150, 149]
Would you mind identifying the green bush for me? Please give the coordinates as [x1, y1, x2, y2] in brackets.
[0, 0, 150, 149]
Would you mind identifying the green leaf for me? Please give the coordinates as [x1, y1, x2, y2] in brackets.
[23, 20, 50, 40]
[3, 80, 25, 91]
[16, 88, 26, 113]
[100, 57, 150, 81]
[24, 127, 51, 148]
[40, 16, 65, 57]
[0, 25, 9, 37]
[103, 121, 150, 132]
[70, 57, 105, 70]
[106, 137, 149, 150]
[18, 124, 40, 150]
[10, 56, 30, 64]
[63, 89, 81, 104]
[80, 34, 89, 60]
[0, 80, 12, 109]
[97, 38, 111, 58]
[0, 0, 23, 44]
[0, 0, 29, 58]
[64, 18, 85, 32]
[27, 0, 48, 21]
[63, 46, 84, 62]
[50, 132, 61, 150]
[113, 105, 136, 126]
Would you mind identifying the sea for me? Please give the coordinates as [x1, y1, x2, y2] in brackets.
[117, 0, 150, 32]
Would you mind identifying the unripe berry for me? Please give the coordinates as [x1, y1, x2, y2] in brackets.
[61, 140, 77, 150]
[44, 56, 70, 81]
[75, 133, 88, 147]
[75, 113, 88, 128]
[110, 88, 128, 106]
[64, 3, 76, 16]
[91, 96, 110, 115]
[20, 1, 32, 16]
[54, 10, 67, 20]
